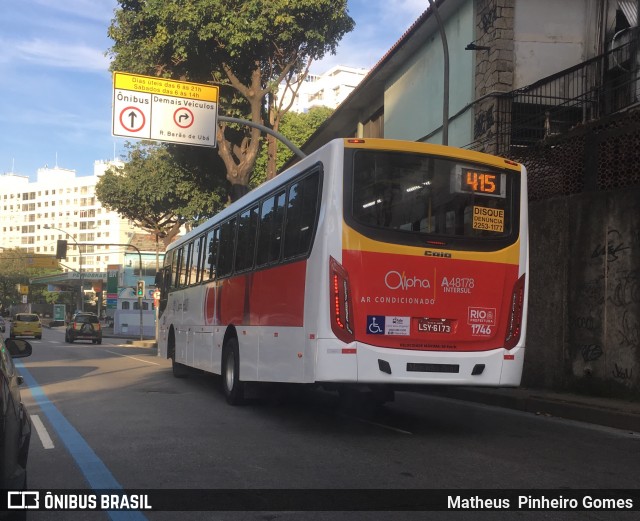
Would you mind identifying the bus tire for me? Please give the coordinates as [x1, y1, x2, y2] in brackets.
[172, 352, 188, 378]
[170, 333, 188, 378]
[222, 337, 244, 405]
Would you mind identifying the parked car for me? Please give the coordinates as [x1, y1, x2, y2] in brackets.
[65, 312, 102, 344]
[0, 337, 32, 490]
[10, 313, 42, 340]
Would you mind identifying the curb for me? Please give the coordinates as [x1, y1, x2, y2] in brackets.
[430, 387, 640, 433]
[124, 339, 158, 348]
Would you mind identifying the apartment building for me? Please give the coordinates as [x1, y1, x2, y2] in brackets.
[0, 159, 142, 275]
[275, 65, 369, 113]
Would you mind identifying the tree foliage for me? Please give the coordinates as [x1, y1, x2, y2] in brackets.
[0, 249, 61, 313]
[95, 141, 227, 246]
[252, 105, 334, 187]
[108, 0, 354, 197]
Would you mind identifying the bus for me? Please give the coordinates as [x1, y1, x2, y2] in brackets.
[155, 138, 528, 405]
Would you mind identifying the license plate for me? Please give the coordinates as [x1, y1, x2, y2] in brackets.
[417, 318, 454, 334]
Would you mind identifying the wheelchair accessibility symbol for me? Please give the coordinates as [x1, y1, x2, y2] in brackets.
[367, 315, 385, 334]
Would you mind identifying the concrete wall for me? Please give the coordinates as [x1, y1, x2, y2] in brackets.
[115, 310, 156, 337]
[513, 0, 589, 88]
[525, 188, 640, 396]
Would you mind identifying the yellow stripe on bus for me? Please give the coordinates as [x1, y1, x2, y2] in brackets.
[342, 225, 521, 265]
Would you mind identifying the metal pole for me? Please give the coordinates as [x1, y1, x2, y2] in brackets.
[44, 238, 147, 338]
[138, 249, 143, 341]
[84, 242, 143, 340]
[79, 246, 83, 312]
[45, 225, 83, 311]
[218, 115, 307, 159]
[428, 0, 450, 145]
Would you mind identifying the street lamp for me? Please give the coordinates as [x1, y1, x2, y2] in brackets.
[44, 225, 83, 312]
[427, 0, 449, 145]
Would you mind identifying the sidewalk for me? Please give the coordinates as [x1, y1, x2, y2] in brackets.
[428, 386, 640, 433]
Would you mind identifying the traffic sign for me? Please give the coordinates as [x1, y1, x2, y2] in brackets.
[25, 254, 59, 268]
[112, 72, 219, 147]
[119, 105, 146, 133]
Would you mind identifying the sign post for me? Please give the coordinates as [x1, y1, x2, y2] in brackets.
[53, 304, 66, 325]
[153, 290, 161, 342]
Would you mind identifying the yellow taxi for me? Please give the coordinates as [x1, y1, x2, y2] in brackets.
[10, 313, 42, 339]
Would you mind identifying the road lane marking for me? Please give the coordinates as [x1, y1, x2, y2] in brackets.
[103, 349, 161, 365]
[15, 361, 148, 521]
[337, 413, 413, 435]
[31, 414, 55, 449]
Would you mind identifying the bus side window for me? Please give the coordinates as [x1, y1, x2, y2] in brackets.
[193, 234, 205, 284]
[256, 190, 285, 266]
[284, 172, 320, 260]
[183, 242, 193, 286]
[236, 205, 259, 272]
[206, 227, 219, 280]
[160, 265, 171, 295]
[217, 218, 236, 278]
[174, 247, 184, 288]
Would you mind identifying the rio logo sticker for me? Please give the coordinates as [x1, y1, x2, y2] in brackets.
[468, 306, 496, 337]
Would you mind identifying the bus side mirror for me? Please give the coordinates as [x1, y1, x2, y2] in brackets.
[155, 272, 164, 287]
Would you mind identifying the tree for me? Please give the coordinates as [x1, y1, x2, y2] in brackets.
[0, 248, 61, 314]
[252, 105, 334, 186]
[265, 60, 314, 180]
[95, 141, 227, 254]
[108, 0, 354, 199]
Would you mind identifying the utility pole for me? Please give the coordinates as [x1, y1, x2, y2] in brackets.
[428, 0, 450, 145]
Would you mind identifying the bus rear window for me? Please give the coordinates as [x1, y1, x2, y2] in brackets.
[349, 150, 518, 248]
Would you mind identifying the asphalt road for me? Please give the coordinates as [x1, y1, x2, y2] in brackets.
[10, 327, 640, 520]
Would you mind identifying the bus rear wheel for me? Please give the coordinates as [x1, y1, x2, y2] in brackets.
[222, 338, 244, 405]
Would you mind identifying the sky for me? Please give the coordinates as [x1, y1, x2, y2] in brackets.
[0, 0, 427, 181]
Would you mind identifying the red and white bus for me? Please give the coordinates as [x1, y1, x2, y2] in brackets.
[156, 138, 528, 405]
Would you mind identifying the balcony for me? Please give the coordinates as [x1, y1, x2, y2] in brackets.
[468, 28, 640, 157]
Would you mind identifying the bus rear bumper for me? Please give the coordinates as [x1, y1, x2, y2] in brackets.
[315, 339, 525, 387]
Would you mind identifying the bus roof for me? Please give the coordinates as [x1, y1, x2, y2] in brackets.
[168, 138, 523, 252]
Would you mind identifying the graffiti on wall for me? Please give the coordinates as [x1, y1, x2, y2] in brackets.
[571, 219, 639, 388]
[474, 104, 495, 140]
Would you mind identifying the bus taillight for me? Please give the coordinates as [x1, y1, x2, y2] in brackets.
[504, 274, 526, 350]
[330, 257, 355, 343]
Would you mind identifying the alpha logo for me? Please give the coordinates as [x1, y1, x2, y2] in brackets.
[424, 250, 452, 258]
[384, 270, 431, 290]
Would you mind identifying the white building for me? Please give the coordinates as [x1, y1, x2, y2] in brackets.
[276, 65, 369, 113]
[0, 159, 142, 276]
